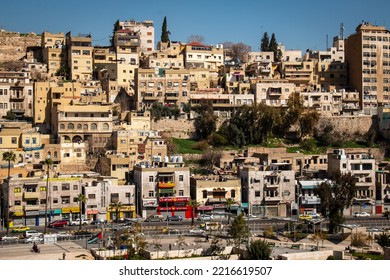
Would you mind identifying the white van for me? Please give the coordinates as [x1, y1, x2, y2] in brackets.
[23, 230, 43, 238]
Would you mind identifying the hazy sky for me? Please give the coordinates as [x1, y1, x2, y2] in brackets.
[1, 0, 389, 52]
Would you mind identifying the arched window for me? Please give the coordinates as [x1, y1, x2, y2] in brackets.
[63, 135, 71, 143]
[60, 124, 65, 130]
[77, 124, 82, 130]
[102, 123, 109, 130]
[91, 123, 97, 130]
[54, 151, 58, 158]
[68, 123, 74, 130]
[83, 124, 88, 130]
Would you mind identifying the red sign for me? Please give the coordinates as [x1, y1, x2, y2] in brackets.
[159, 197, 189, 203]
[159, 207, 187, 211]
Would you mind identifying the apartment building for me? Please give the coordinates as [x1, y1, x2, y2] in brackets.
[66, 32, 93, 81]
[376, 163, 390, 213]
[135, 68, 190, 111]
[240, 163, 296, 217]
[190, 175, 242, 215]
[184, 42, 224, 70]
[279, 59, 316, 88]
[0, 71, 34, 120]
[133, 159, 190, 218]
[146, 41, 185, 69]
[41, 32, 67, 78]
[53, 102, 113, 169]
[327, 148, 377, 215]
[117, 20, 154, 54]
[253, 80, 295, 107]
[345, 22, 390, 115]
[190, 88, 254, 118]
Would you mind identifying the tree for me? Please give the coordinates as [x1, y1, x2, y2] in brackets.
[376, 233, 390, 252]
[269, 33, 282, 62]
[3, 110, 16, 120]
[43, 157, 53, 234]
[260, 32, 270, 51]
[222, 41, 251, 63]
[187, 34, 205, 44]
[193, 100, 218, 140]
[77, 193, 87, 231]
[110, 19, 121, 46]
[2, 151, 16, 235]
[245, 239, 272, 260]
[161, 16, 170, 43]
[314, 171, 357, 233]
[186, 199, 200, 226]
[152, 233, 163, 259]
[228, 213, 250, 247]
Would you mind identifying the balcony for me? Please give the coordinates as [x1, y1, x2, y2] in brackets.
[165, 93, 179, 100]
[10, 94, 25, 100]
[24, 205, 40, 211]
[158, 182, 175, 188]
[24, 192, 40, 199]
[143, 94, 159, 101]
[265, 196, 282, 202]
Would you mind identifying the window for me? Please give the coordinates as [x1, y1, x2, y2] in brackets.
[110, 193, 119, 203]
[73, 185, 78, 191]
[61, 183, 70, 191]
[255, 191, 261, 197]
[179, 175, 184, 181]
[231, 190, 236, 198]
[149, 176, 154, 182]
[11, 137, 17, 144]
[14, 187, 21, 193]
[68, 123, 74, 130]
[32, 138, 36, 144]
[53, 198, 58, 204]
[202, 190, 207, 199]
[148, 191, 154, 197]
[61, 196, 70, 204]
[88, 194, 96, 199]
[52, 185, 58, 191]
[179, 190, 184, 196]
[102, 123, 109, 130]
[91, 123, 97, 130]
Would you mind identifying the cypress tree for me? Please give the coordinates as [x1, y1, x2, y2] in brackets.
[161, 16, 170, 43]
[260, 32, 270, 51]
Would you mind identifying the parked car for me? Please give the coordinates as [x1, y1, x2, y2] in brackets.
[91, 219, 107, 226]
[48, 220, 68, 228]
[0, 235, 19, 242]
[23, 230, 43, 238]
[353, 212, 371, 217]
[55, 231, 72, 239]
[144, 214, 164, 222]
[24, 236, 44, 244]
[161, 227, 181, 235]
[299, 214, 313, 221]
[69, 219, 89, 226]
[189, 228, 205, 236]
[245, 214, 258, 220]
[11, 226, 30, 233]
[197, 214, 214, 221]
[166, 215, 183, 221]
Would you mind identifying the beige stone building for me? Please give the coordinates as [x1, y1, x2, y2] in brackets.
[146, 41, 185, 69]
[66, 32, 93, 81]
[117, 20, 154, 54]
[135, 68, 191, 111]
[41, 32, 67, 78]
[184, 42, 224, 70]
[253, 80, 296, 107]
[240, 163, 296, 217]
[133, 159, 190, 218]
[190, 175, 242, 215]
[327, 149, 377, 215]
[345, 22, 390, 115]
[0, 71, 34, 119]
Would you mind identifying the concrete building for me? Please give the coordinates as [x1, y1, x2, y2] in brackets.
[66, 32, 93, 81]
[376, 162, 390, 214]
[253, 80, 296, 107]
[239, 163, 296, 217]
[133, 158, 190, 218]
[117, 20, 154, 54]
[0, 71, 34, 120]
[146, 41, 185, 69]
[345, 22, 390, 115]
[184, 42, 224, 70]
[190, 175, 242, 215]
[327, 148, 377, 215]
[41, 32, 67, 78]
[135, 68, 190, 111]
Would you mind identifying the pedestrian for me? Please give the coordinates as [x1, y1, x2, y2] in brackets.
[62, 252, 66, 260]
[169, 244, 172, 250]
[205, 235, 209, 242]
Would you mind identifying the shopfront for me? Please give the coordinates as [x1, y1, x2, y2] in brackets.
[157, 197, 191, 219]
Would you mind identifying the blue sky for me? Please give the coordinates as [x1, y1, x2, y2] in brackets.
[1, 0, 389, 52]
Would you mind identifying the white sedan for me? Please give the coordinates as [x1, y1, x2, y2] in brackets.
[189, 228, 205, 235]
[354, 212, 371, 217]
[24, 236, 44, 244]
[0, 235, 19, 242]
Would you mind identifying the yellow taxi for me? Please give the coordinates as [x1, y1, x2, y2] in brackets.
[11, 226, 30, 233]
[299, 215, 313, 221]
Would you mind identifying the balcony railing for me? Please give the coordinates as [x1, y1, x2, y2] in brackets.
[24, 205, 40, 211]
[158, 182, 175, 188]
[24, 192, 40, 199]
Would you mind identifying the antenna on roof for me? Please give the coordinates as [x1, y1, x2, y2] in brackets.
[340, 23, 345, 40]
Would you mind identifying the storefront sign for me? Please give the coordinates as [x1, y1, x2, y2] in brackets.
[86, 210, 99, 214]
[159, 206, 187, 211]
[197, 206, 213, 211]
[62, 207, 80, 214]
[25, 211, 39, 216]
[159, 197, 189, 203]
[143, 199, 158, 207]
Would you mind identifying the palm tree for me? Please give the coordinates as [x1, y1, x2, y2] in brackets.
[43, 158, 53, 234]
[110, 201, 123, 223]
[186, 199, 200, 226]
[2, 151, 16, 235]
[77, 193, 87, 231]
[246, 239, 272, 260]
[225, 198, 235, 224]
